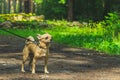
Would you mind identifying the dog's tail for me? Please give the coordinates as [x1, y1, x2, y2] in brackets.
[25, 36, 35, 44]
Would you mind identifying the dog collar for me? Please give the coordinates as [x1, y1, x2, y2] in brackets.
[39, 46, 47, 49]
[36, 42, 47, 49]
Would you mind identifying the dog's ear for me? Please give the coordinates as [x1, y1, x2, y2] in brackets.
[37, 34, 42, 39]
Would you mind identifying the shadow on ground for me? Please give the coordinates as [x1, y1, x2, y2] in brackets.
[0, 35, 120, 80]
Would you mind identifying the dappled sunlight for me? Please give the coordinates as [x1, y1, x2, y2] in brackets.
[61, 47, 83, 52]
[0, 44, 9, 47]
[0, 0, 120, 79]
[0, 36, 120, 80]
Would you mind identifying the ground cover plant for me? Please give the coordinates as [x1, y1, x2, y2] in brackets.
[0, 13, 120, 55]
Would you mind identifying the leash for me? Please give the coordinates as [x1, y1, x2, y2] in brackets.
[0, 28, 26, 39]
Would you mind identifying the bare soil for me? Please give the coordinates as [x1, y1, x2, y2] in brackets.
[0, 35, 120, 80]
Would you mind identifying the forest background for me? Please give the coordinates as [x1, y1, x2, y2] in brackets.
[0, 0, 120, 55]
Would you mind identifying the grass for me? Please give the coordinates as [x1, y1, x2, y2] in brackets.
[0, 24, 120, 55]
[0, 12, 120, 55]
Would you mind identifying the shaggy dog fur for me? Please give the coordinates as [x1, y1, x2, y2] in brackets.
[21, 33, 52, 74]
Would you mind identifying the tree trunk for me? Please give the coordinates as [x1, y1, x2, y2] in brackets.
[1, 0, 3, 14]
[13, 0, 17, 13]
[68, 0, 73, 21]
[5, 0, 8, 13]
[103, 0, 112, 17]
[8, 0, 11, 13]
[24, 0, 29, 13]
[19, 0, 23, 13]
[0, 1, 2, 13]
[11, 0, 14, 13]
[3, 0, 7, 13]
[16, 0, 19, 13]
[29, 0, 33, 13]
[24, 0, 33, 13]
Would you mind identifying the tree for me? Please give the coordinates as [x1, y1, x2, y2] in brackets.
[29, 0, 33, 13]
[19, 0, 23, 13]
[13, 0, 17, 13]
[59, 0, 74, 21]
[8, 0, 11, 13]
[1, 0, 4, 13]
[3, 0, 7, 13]
[24, 0, 29, 13]
[67, 0, 73, 21]
[24, 0, 33, 13]
[35, 0, 120, 21]
[0, 0, 2, 13]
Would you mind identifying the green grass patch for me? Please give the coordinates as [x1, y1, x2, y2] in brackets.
[0, 12, 120, 55]
[0, 24, 120, 55]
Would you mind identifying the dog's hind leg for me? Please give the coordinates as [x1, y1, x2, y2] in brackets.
[29, 53, 33, 71]
[32, 58, 37, 74]
[21, 47, 29, 72]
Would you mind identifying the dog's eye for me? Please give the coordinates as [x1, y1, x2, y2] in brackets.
[45, 37, 48, 39]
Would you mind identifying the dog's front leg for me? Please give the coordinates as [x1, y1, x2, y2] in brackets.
[32, 58, 36, 74]
[29, 55, 33, 71]
[21, 62, 25, 72]
[44, 56, 49, 74]
[44, 49, 49, 74]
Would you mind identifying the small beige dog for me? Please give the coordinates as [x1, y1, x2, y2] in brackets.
[21, 33, 52, 74]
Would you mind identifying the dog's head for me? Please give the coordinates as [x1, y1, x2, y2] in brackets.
[37, 33, 52, 44]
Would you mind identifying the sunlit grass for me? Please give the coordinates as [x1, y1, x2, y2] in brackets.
[0, 18, 120, 55]
[0, 24, 119, 55]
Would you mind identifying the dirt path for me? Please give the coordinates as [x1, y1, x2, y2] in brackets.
[0, 35, 120, 80]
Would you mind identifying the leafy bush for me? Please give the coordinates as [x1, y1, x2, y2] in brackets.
[104, 12, 120, 40]
[0, 17, 5, 23]
[37, 0, 67, 19]
[0, 13, 44, 22]
[105, 12, 120, 25]
[0, 13, 120, 55]
[0, 14, 47, 28]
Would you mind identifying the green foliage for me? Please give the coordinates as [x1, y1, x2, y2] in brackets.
[34, 0, 43, 3]
[0, 13, 44, 22]
[104, 12, 120, 40]
[0, 14, 46, 28]
[0, 13, 120, 55]
[35, 0, 67, 19]
[1, 21, 119, 55]
[0, 17, 5, 23]
[59, 0, 66, 4]
[105, 12, 120, 25]
[34, 0, 120, 21]
[98, 41, 120, 55]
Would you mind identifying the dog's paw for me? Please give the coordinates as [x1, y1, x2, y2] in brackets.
[32, 72, 36, 74]
[45, 71, 49, 74]
[42, 53, 46, 57]
[21, 70, 25, 73]
[32, 70, 36, 74]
